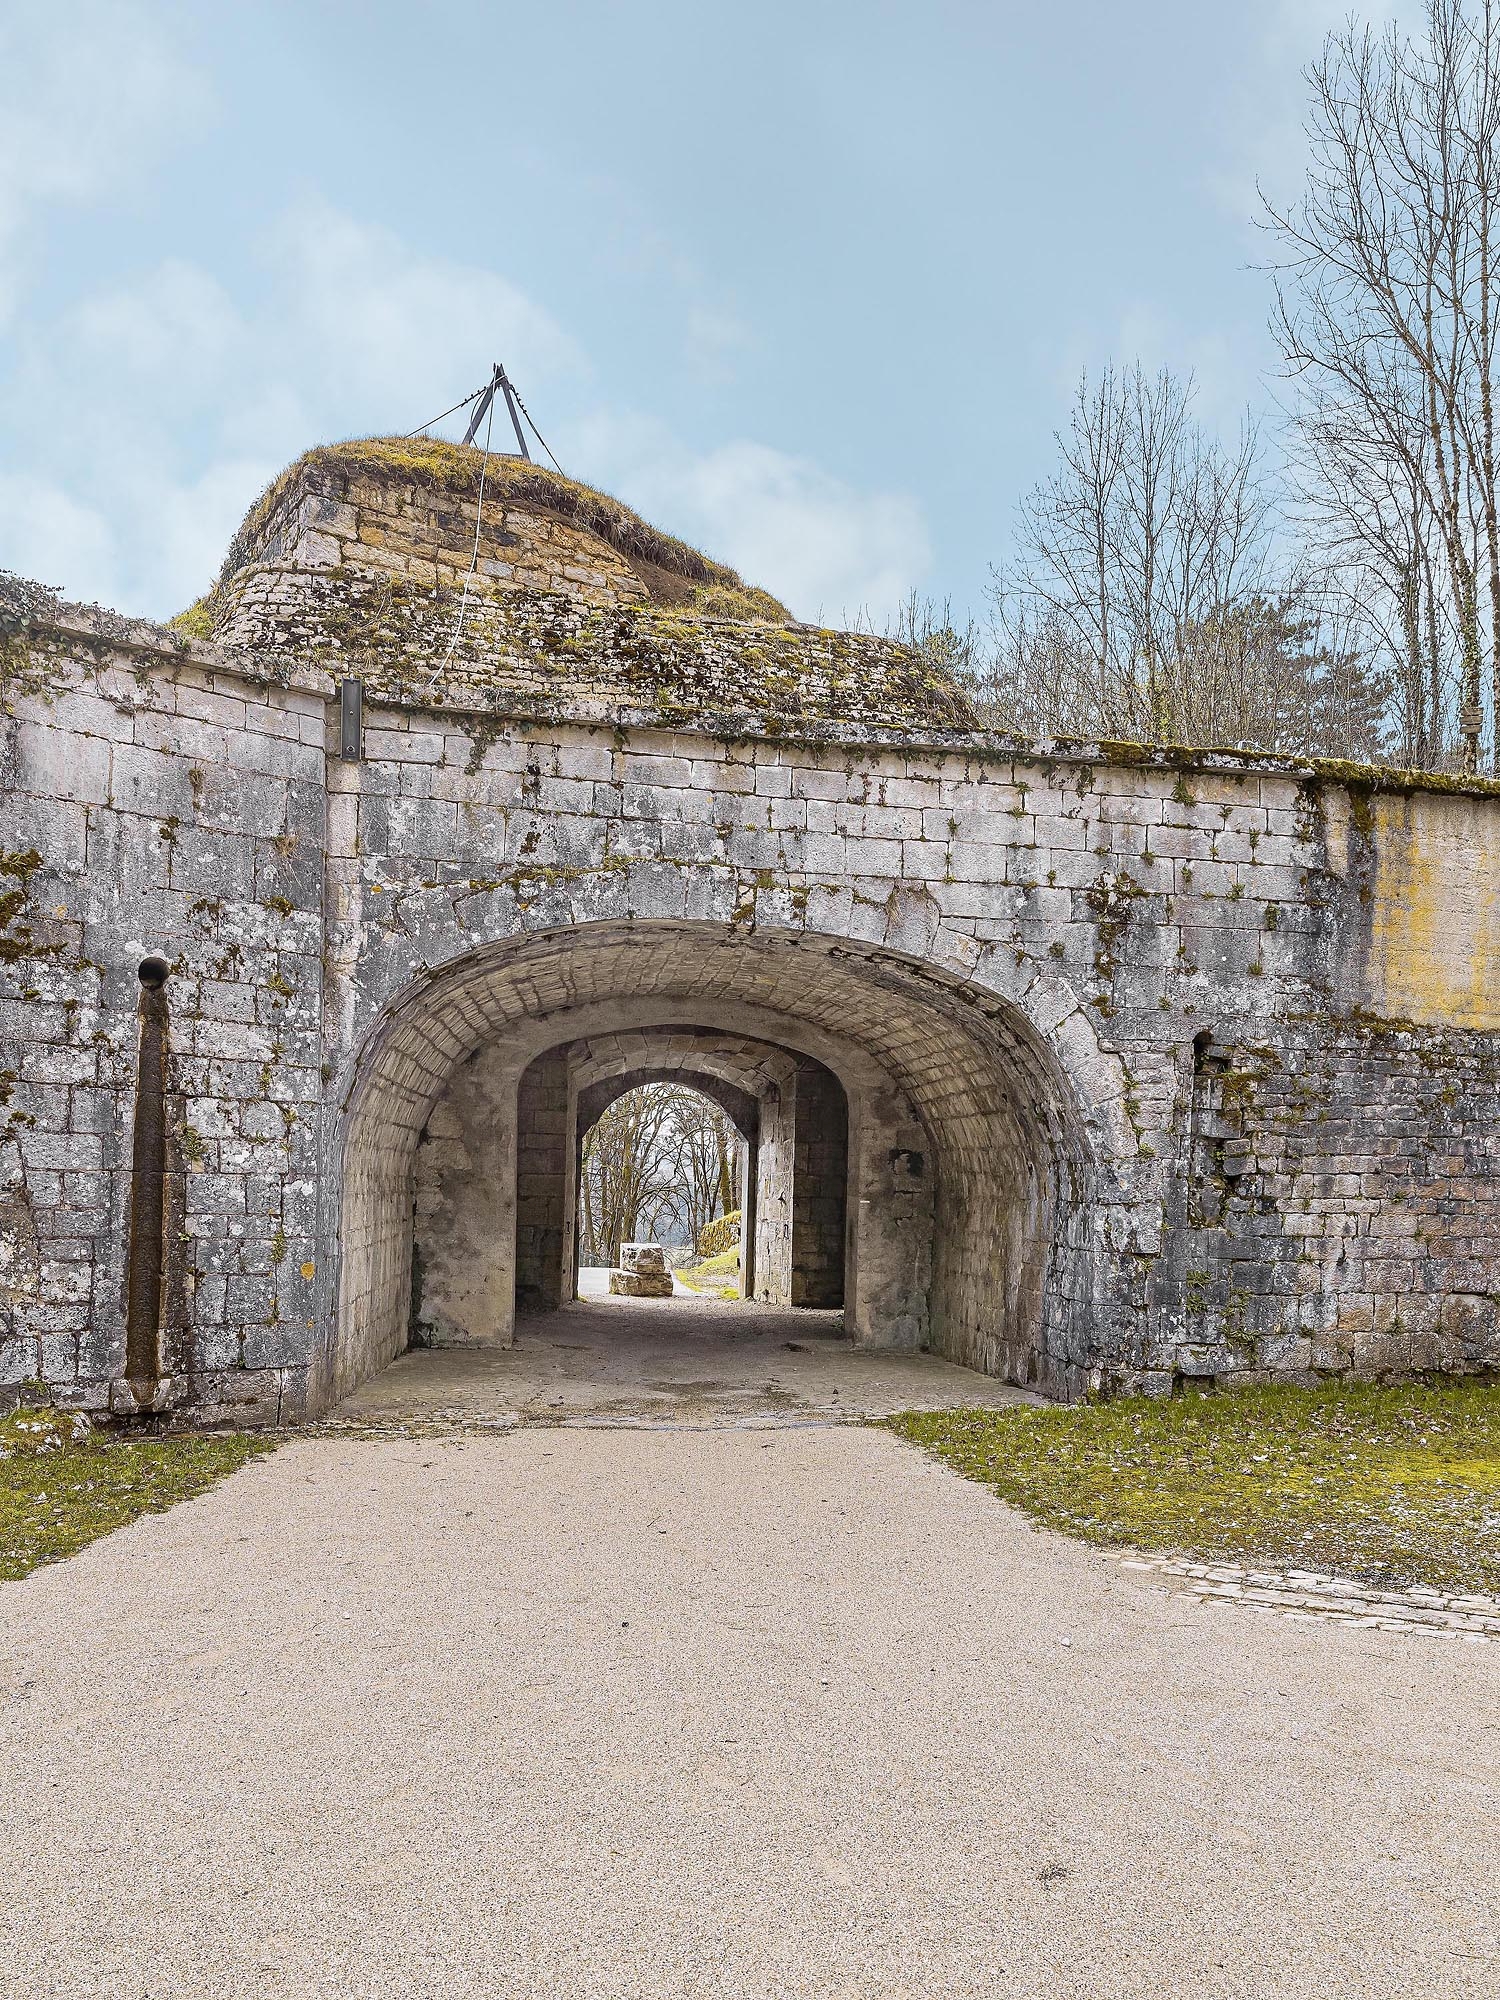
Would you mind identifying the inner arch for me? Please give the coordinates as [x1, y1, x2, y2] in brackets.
[571, 1070, 753, 1299]
[561, 1032, 849, 1311]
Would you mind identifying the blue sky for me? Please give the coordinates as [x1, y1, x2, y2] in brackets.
[0, 0, 1407, 627]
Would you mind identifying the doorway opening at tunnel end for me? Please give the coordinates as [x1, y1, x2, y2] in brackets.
[567, 1054, 848, 1311]
[574, 1078, 749, 1304]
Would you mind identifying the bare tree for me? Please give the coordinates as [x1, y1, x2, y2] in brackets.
[579, 1087, 679, 1267]
[1284, 365, 1459, 766]
[1265, 0, 1500, 770]
[974, 364, 1389, 754]
[885, 590, 983, 679]
[579, 1084, 740, 1266]
[668, 1092, 740, 1250]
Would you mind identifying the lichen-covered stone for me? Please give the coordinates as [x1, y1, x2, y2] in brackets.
[609, 1267, 674, 1298]
[2, 454, 1499, 1423]
[203, 441, 973, 736]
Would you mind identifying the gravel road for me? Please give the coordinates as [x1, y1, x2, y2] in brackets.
[2, 1424, 1496, 1998]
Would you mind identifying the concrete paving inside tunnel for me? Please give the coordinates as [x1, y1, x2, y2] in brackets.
[329, 1290, 1041, 1429]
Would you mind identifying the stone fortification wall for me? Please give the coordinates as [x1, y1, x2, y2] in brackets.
[209, 568, 974, 737]
[3, 593, 1500, 1418]
[0, 610, 328, 1423]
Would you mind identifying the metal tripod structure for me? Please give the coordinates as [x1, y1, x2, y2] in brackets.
[462, 362, 530, 458]
[407, 364, 564, 474]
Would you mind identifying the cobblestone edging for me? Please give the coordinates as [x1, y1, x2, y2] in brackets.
[1121, 1553, 1500, 1641]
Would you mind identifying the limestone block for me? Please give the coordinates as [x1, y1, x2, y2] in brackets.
[609, 1268, 675, 1297]
[301, 497, 359, 538]
[289, 529, 344, 566]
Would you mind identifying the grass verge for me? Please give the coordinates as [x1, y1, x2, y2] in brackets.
[675, 1245, 741, 1299]
[0, 1409, 276, 1583]
[885, 1379, 1500, 1594]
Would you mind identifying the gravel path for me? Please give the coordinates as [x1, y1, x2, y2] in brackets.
[2, 1425, 1497, 1998]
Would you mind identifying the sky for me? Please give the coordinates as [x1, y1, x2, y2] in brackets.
[0, 0, 1415, 629]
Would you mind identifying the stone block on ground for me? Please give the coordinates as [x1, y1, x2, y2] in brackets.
[609, 1266, 674, 1297]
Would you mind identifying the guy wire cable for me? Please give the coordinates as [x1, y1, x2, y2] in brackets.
[508, 383, 566, 476]
[422, 384, 497, 695]
[404, 380, 488, 438]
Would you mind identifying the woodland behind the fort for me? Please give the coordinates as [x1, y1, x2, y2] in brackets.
[912, 2, 1500, 779]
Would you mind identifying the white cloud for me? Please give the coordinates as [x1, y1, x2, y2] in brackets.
[0, 475, 118, 603]
[0, 201, 589, 613]
[65, 260, 245, 398]
[264, 203, 587, 423]
[684, 303, 754, 382]
[578, 416, 931, 625]
[668, 441, 929, 626]
[3, 194, 927, 626]
[0, 0, 206, 323]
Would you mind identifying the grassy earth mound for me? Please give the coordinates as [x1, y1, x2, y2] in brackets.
[674, 1246, 742, 1299]
[215, 438, 794, 625]
[886, 1378, 1500, 1594]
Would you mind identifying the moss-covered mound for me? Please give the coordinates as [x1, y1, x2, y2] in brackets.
[217, 436, 793, 623]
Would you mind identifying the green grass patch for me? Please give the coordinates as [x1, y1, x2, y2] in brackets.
[885, 1379, 1500, 1593]
[0, 1409, 276, 1582]
[675, 1245, 741, 1298]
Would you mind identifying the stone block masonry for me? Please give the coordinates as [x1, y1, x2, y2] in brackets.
[3, 443, 1500, 1420]
[0, 612, 328, 1423]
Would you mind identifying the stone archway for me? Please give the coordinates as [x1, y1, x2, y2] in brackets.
[327, 921, 1096, 1410]
[570, 1065, 763, 1298]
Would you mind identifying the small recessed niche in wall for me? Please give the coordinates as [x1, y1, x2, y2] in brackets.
[1192, 1028, 1228, 1077]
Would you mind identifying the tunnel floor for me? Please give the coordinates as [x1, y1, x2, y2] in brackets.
[330, 1291, 1040, 1429]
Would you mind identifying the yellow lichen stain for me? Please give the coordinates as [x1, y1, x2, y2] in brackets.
[300, 1262, 316, 1281]
[1367, 792, 1500, 1028]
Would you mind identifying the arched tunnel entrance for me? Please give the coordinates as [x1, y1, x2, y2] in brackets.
[328, 922, 1095, 1410]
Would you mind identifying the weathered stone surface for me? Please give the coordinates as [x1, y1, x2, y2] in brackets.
[609, 1266, 674, 1298]
[1120, 1554, 1500, 1641]
[204, 442, 973, 737]
[4, 456, 1500, 1422]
